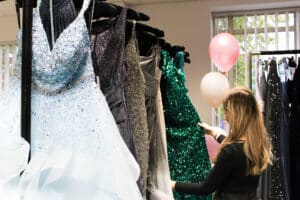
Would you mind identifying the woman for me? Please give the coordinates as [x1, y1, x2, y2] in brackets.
[172, 86, 273, 200]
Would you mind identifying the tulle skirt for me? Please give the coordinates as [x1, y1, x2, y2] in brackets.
[0, 77, 142, 200]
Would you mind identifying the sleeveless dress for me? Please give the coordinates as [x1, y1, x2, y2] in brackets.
[264, 60, 287, 200]
[124, 21, 149, 196]
[91, 9, 137, 157]
[1, 0, 142, 199]
[140, 45, 174, 200]
[160, 50, 211, 200]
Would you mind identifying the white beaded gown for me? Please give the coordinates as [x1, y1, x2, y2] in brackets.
[0, 0, 143, 199]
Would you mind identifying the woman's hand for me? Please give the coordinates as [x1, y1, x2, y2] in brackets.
[171, 180, 176, 190]
[198, 122, 215, 137]
[199, 122, 227, 141]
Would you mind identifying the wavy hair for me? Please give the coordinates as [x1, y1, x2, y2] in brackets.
[215, 86, 272, 175]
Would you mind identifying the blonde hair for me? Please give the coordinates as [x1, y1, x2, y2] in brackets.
[215, 86, 272, 175]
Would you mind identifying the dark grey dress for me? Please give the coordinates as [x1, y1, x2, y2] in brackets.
[90, 9, 137, 158]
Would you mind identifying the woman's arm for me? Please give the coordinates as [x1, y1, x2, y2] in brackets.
[173, 145, 234, 195]
[199, 122, 226, 144]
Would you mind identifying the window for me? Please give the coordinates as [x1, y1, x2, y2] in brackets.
[0, 43, 18, 96]
[211, 7, 300, 127]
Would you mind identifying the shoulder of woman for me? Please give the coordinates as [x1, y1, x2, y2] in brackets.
[219, 143, 243, 158]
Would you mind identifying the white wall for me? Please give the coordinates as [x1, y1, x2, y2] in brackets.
[0, 0, 298, 122]
[131, 0, 299, 123]
[0, 0, 18, 43]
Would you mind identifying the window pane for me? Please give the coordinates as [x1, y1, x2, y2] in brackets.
[256, 15, 265, 28]
[257, 33, 267, 50]
[289, 13, 294, 26]
[233, 16, 245, 30]
[267, 33, 276, 50]
[289, 32, 295, 49]
[235, 34, 245, 53]
[234, 56, 246, 86]
[215, 17, 228, 33]
[267, 14, 275, 27]
[247, 16, 256, 29]
[277, 14, 286, 27]
[278, 32, 288, 49]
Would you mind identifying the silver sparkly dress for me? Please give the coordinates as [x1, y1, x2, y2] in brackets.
[0, 0, 143, 199]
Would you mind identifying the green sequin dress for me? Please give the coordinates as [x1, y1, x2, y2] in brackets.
[160, 50, 211, 200]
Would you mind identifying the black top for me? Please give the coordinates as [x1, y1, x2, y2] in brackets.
[175, 135, 259, 195]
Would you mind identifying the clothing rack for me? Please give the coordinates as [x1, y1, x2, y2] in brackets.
[249, 49, 300, 89]
[15, 0, 34, 156]
[251, 49, 300, 56]
[16, 0, 190, 153]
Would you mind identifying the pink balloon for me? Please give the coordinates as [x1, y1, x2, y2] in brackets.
[209, 33, 240, 72]
[205, 135, 219, 160]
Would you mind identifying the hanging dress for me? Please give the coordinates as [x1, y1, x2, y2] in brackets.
[264, 59, 287, 200]
[289, 64, 300, 200]
[160, 50, 211, 200]
[91, 9, 137, 157]
[2, 0, 143, 198]
[153, 52, 174, 200]
[0, 94, 29, 200]
[140, 45, 174, 200]
[124, 21, 149, 196]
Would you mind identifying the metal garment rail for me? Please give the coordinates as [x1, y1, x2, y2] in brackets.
[249, 49, 300, 89]
[17, 0, 35, 158]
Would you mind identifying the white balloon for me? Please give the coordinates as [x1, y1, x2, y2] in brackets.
[200, 72, 230, 108]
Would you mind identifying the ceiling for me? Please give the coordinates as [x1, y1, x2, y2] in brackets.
[0, 0, 199, 17]
[109, 0, 193, 6]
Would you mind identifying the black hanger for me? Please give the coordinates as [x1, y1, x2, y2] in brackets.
[16, 0, 37, 8]
[125, 21, 164, 46]
[183, 52, 191, 64]
[184, 56, 191, 64]
[126, 21, 164, 38]
[184, 51, 189, 57]
[91, 1, 150, 21]
[136, 31, 165, 56]
[161, 42, 171, 52]
[288, 56, 297, 68]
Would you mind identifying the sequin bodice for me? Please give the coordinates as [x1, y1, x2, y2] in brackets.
[160, 50, 211, 200]
[17, 0, 93, 94]
[161, 51, 200, 127]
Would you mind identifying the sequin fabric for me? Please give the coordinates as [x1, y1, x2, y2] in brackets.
[5, 0, 143, 198]
[91, 9, 138, 157]
[160, 50, 211, 200]
[264, 60, 287, 199]
[124, 22, 149, 197]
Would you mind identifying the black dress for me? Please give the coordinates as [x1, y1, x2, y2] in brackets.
[90, 9, 137, 157]
[264, 60, 287, 199]
[289, 65, 300, 200]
